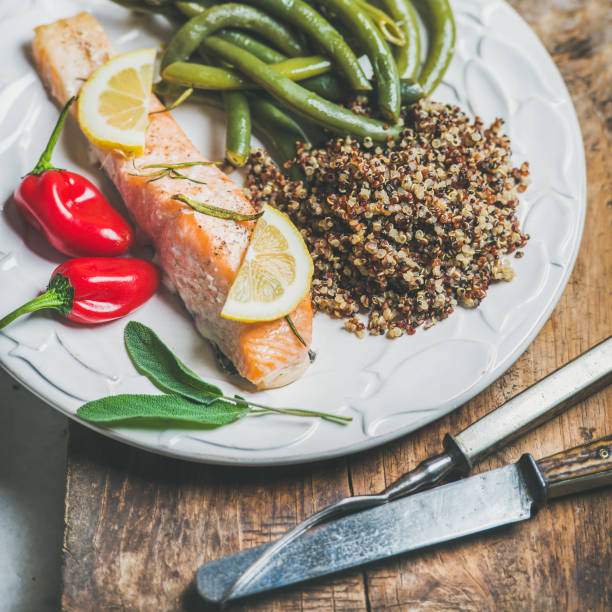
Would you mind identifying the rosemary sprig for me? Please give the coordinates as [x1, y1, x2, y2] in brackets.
[129, 160, 218, 185]
[286, 312, 316, 363]
[173, 194, 263, 221]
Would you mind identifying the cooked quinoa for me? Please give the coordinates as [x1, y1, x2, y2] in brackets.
[246, 99, 530, 338]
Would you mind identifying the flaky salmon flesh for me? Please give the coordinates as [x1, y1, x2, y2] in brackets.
[32, 12, 312, 388]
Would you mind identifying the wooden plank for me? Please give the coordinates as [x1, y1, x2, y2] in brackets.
[354, 0, 612, 608]
[61, 433, 367, 611]
[61, 0, 611, 609]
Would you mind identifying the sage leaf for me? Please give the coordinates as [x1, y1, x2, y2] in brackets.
[125, 321, 222, 404]
[80, 322, 352, 432]
[78, 394, 250, 427]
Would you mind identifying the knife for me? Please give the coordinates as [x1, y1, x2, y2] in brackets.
[197, 434, 612, 603]
[218, 336, 612, 601]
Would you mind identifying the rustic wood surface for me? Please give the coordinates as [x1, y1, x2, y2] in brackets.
[61, 1, 612, 610]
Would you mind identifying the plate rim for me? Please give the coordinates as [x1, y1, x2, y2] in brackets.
[0, 0, 587, 466]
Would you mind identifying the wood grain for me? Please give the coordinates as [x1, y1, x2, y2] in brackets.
[61, 1, 612, 610]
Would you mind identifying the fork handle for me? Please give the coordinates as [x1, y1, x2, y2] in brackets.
[450, 337, 612, 470]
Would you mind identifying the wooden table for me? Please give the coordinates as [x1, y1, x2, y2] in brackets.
[60, 1, 612, 610]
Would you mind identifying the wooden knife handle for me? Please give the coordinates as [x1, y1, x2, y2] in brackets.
[535, 435, 612, 499]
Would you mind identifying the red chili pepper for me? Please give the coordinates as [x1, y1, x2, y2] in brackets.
[14, 97, 134, 257]
[0, 258, 159, 328]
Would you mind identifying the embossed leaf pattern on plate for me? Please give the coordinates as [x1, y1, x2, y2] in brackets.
[0, 0, 586, 464]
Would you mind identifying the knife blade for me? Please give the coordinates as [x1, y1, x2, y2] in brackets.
[197, 435, 612, 603]
[218, 336, 612, 601]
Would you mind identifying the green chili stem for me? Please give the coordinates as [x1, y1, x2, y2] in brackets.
[0, 291, 65, 329]
[30, 96, 76, 176]
[0, 274, 74, 329]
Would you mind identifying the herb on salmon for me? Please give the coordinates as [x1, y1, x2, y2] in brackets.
[286, 314, 317, 362]
[129, 160, 218, 184]
[173, 194, 264, 221]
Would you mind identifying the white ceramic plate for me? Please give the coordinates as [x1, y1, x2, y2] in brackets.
[0, 0, 585, 465]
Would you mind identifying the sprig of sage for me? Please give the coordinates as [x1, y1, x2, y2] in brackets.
[78, 394, 249, 427]
[77, 322, 351, 428]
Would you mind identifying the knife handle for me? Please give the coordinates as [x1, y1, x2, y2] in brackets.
[449, 337, 612, 470]
[535, 434, 612, 499]
[520, 435, 612, 503]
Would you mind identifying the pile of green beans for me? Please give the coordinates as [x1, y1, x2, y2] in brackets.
[111, 0, 456, 171]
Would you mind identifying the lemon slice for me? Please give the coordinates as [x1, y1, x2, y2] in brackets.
[78, 48, 155, 155]
[221, 205, 313, 322]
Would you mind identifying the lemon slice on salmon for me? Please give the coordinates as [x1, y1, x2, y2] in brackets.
[78, 48, 155, 155]
[222, 205, 313, 322]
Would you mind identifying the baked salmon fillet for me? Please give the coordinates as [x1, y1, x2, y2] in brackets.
[32, 12, 312, 388]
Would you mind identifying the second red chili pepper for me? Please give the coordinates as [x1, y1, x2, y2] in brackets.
[0, 258, 160, 328]
[14, 96, 134, 257]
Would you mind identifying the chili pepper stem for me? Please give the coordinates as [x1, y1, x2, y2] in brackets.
[29, 96, 77, 176]
[0, 274, 74, 329]
[0, 292, 64, 329]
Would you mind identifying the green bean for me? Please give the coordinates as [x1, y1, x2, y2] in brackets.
[243, 0, 371, 91]
[154, 80, 224, 110]
[202, 38, 401, 141]
[354, 0, 405, 46]
[161, 4, 305, 70]
[189, 20, 349, 103]
[399, 78, 423, 104]
[272, 56, 332, 81]
[207, 33, 344, 101]
[173, 3, 289, 64]
[223, 91, 251, 167]
[210, 31, 287, 63]
[379, 0, 421, 78]
[109, 0, 183, 20]
[316, 0, 400, 121]
[301, 74, 345, 101]
[413, 0, 455, 95]
[196, 36, 251, 168]
[163, 55, 332, 89]
[175, 1, 213, 18]
[162, 56, 420, 108]
[164, 63, 248, 89]
[248, 96, 308, 180]
[249, 96, 308, 146]
[163, 56, 346, 104]
[218, 33, 345, 102]
[153, 82, 306, 179]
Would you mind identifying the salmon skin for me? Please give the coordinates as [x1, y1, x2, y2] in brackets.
[32, 12, 312, 389]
